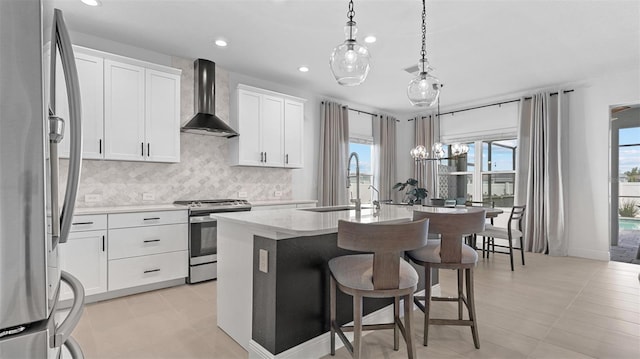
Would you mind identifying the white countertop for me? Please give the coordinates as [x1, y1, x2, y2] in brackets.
[250, 199, 317, 207]
[74, 204, 187, 215]
[213, 205, 482, 237]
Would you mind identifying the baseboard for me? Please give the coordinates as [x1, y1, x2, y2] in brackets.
[248, 288, 435, 359]
[568, 247, 610, 261]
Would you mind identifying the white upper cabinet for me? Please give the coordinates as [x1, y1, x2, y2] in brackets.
[144, 69, 181, 163]
[47, 48, 104, 159]
[284, 99, 304, 168]
[261, 95, 284, 167]
[104, 60, 146, 161]
[46, 44, 181, 163]
[230, 85, 305, 168]
[236, 90, 262, 166]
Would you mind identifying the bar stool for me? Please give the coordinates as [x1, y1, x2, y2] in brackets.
[329, 218, 430, 359]
[406, 208, 486, 349]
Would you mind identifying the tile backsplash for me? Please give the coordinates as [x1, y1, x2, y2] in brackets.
[61, 55, 292, 208]
[61, 134, 291, 207]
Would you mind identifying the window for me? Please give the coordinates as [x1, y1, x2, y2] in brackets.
[437, 138, 517, 207]
[348, 140, 374, 203]
[348, 111, 375, 203]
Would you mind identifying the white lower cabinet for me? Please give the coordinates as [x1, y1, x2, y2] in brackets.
[58, 228, 108, 301]
[108, 251, 188, 291]
[107, 210, 188, 293]
[61, 209, 188, 301]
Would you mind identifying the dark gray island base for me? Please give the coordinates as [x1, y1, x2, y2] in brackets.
[252, 232, 434, 355]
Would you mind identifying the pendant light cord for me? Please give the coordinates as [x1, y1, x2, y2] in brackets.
[421, 0, 427, 64]
[347, 0, 355, 40]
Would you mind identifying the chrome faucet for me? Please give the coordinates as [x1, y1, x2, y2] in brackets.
[347, 152, 361, 213]
[368, 184, 381, 210]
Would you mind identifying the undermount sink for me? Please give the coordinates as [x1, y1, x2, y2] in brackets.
[299, 205, 373, 213]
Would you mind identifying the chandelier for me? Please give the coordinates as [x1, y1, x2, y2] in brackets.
[410, 142, 469, 161]
[329, 0, 371, 86]
[407, 0, 440, 106]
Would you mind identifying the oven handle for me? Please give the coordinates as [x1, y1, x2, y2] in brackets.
[189, 215, 218, 224]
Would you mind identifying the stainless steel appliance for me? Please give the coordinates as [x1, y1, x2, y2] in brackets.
[0, 1, 85, 357]
[174, 199, 251, 283]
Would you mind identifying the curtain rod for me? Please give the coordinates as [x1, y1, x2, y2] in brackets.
[321, 101, 378, 117]
[321, 101, 400, 121]
[407, 89, 574, 121]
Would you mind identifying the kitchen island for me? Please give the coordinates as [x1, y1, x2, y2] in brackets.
[213, 205, 469, 358]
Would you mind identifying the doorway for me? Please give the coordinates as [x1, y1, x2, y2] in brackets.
[610, 104, 640, 263]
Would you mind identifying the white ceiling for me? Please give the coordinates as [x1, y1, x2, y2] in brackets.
[44, 0, 640, 116]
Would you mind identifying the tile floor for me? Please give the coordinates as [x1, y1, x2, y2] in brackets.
[71, 253, 640, 358]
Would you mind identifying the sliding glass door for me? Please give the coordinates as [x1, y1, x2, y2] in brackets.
[610, 104, 640, 263]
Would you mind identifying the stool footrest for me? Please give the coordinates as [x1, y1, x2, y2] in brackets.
[430, 319, 474, 326]
[341, 323, 396, 332]
[332, 321, 353, 355]
[432, 296, 460, 302]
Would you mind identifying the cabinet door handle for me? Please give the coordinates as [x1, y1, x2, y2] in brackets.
[143, 217, 161, 221]
[147, 143, 150, 157]
[264, 152, 267, 162]
[143, 269, 160, 274]
[141, 142, 144, 156]
[286, 154, 288, 164]
[72, 221, 94, 225]
[260, 152, 264, 162]
[102, 235, 105, 252]
[143, 239, 161, 243]
[99, 139, 102, 154]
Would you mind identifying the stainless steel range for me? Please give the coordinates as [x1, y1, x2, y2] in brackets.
[174, 199, 251, 283]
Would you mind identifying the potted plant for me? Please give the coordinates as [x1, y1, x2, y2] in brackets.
[393, 178, 428, 205]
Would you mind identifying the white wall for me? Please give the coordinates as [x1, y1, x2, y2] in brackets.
[567, 66, 640, 260]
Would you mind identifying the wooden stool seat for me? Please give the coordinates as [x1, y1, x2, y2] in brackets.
[329, 254, 419, 295]
[409, 240, 478, 265]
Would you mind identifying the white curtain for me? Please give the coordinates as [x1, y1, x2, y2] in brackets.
[414, 115, 440, 199]
[318, 101, 349, 206]
[515, 92, 568, 255]
[373, 114, 398, 203]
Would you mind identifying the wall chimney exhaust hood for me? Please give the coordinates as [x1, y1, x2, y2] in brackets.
[181, 59, 239, 138]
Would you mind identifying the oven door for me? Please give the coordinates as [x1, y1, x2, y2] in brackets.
[189, 215, 217, 265]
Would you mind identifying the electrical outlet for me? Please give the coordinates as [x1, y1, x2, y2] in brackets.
[84, 194, 102, 203]
[274, 191, 282, 197]
[238, 191, 248, 198]
[142, 193, 155, 201]
[259, 249, 268, 273]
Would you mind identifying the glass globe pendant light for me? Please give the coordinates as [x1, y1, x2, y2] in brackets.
[407, 0, 441, 106]
[329, 0, 371, 86]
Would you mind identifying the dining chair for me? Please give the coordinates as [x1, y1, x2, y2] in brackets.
[463, 200, 495, 249]
[329, 218, 430, 359]
[406, 209, 486, 349]
[477, 205, 526, 271]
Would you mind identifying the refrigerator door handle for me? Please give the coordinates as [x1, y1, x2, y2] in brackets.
[50, 8, 83, 246]
[63, 336, 85, 359]
[53, 271, 85, 348]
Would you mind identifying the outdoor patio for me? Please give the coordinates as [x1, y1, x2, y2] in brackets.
[611, 228, 640, 264]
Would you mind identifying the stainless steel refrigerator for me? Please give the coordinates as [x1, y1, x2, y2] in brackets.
[0, 0, 85, 357]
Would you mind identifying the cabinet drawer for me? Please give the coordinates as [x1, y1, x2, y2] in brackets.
[108, 250, 187, 291]
[70, 214, 108, 232]
[108, 223, 187, 260]
[108, 210, 187, 228]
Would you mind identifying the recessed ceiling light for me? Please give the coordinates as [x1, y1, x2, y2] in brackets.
[81, 0, 101, 6]
[364, 35, 377, 44]
[215, 39, 228, 47]
[298, 66, 310, 73]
